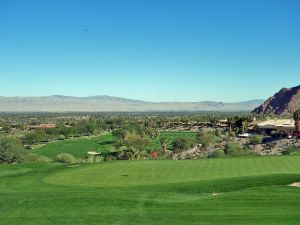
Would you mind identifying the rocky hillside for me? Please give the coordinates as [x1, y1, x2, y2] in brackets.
[0, 95, 263, 112]
[252, 85, 300, 115]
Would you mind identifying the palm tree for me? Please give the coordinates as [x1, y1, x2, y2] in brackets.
[293, 110, 300, 138]
[227, 117, 237, 134]
[160, 138, 167, 153]
[242, 120, 249, 133]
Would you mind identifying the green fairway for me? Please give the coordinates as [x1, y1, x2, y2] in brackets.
[1, 156, 300, 225]
[34, 133, 115, 158]
[34, 131, 197, 159]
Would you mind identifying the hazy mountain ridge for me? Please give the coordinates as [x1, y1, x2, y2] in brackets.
[0, 95, 264, 112]
[252, 84, 300, 115]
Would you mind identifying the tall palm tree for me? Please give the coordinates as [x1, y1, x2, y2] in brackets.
[227, 117, 236, 134]
[160, 138, 167, 153]
[293, 110, 300, 138]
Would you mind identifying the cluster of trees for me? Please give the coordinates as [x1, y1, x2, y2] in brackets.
[1, 112, 264, 148]
[2, 111, 298, 164]
[171, 136, 195, 152]
[0, 136, 55, 164]
[0, 136, 104, 164]
[23, 119, 108, 146]
[111, 121, 160, 159]
[0, 137, 27, 163]
[227, 116, 254, 134]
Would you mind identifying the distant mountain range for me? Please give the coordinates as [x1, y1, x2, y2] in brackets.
[252, 84, 300, 115]
[0, 95, 264, 112]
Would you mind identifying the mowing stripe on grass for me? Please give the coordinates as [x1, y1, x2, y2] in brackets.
[44, 156, 300, 187]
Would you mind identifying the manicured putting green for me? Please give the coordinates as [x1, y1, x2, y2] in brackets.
[44, 156, 300, 187]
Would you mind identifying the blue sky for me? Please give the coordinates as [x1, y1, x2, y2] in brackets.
[0, 0, 299, 102]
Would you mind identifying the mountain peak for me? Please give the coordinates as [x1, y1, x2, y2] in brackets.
[252, 84, 300, 115]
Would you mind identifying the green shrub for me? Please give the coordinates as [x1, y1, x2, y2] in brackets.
[171, 136, 195, 151]
[125, 133, 149, 151]
[23, 131, 43, 145]
[250, 135, 263, 145]
[87, 155, 102, 163]
[55, 153, 76, 163]
[225, 142, 250, 157]
[197, 130, 219, 149]
[0, 137, 27, 164]
[209, 149, 226, 158]
[282, 147, 300, 155]
[77, 155, 102, 164]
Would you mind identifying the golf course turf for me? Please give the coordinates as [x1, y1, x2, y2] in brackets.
[34, 131, 197, 159]
[1, 156, 300, 225]
[33, 133, 115, 158]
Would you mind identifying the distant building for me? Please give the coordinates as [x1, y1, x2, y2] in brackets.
[256, 119, 295, 135]
[217, 119, 229, 128]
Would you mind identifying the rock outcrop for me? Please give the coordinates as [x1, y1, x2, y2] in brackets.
[252, 85, 300, 115]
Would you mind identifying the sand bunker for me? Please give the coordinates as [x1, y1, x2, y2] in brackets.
[212, 192, 223, 196]
[67, 165, 80, 168]
[289, 182, 300, 187]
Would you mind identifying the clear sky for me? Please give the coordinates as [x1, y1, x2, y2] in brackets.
[0, 0, 299, 102]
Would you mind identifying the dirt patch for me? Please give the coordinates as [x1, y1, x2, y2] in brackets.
[289, 182, 300, 187]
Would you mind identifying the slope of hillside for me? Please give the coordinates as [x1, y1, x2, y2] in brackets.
[252, 85, 300, 115]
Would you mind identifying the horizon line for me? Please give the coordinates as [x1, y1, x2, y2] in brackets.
[0, 94, 265, 104]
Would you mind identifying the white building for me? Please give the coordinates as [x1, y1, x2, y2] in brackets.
[257, 119, 295, 135]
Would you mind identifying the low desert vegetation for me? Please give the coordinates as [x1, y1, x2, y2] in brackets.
[196, 129, 220, 149]
[225, 142, 251, 157]
[77, 155, 103, 164]
[282, 147, 300, 155]
[55, 153, 76, 163]
[250, 134, 263, 145]
[209, 149, 226, 158]
[171, 136, 196, 152]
